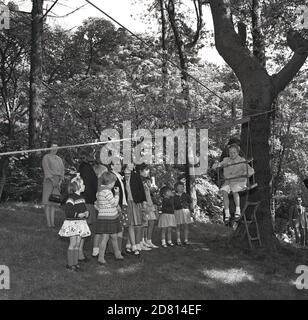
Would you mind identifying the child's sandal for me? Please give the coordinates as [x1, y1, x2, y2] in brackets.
[133, 250, 140, 256]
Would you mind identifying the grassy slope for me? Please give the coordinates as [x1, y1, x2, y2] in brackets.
[0, 203, 308, 300]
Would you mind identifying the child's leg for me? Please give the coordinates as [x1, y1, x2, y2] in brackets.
[50, 205, 55, 227]
[222, 191, 230, 220]
[184, 223, 189, 243]
[147, 220, 154, 242]
[117, 229, 123, 253]
[233, 192, 241, 218]
[73, 236, 82, 267]
[142, 227, 148, 242]
[45, 205, 51, 227]
[98, 234, 109, 263]
[111, 233, 124, 259]
[167, 227, 173, 245]
[68, 236, 77, 267]
[128, 226, 136, 250]
[161, 228, 167, 246]
[176, 224, 181, 244]
[78, 238, 85, 260]
[92, 234, 101, 257]
[135, 226, 142, 250]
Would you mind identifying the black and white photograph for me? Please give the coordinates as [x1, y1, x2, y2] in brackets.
[0, 0, 308, 305]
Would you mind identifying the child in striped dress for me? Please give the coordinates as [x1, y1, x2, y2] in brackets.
[58, 174, 91, 272]
[95, 171, 123, 264]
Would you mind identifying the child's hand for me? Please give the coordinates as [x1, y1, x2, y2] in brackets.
[78, 211, 88, 218]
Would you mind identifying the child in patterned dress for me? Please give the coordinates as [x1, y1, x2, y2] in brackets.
[58, 174, 91, 272]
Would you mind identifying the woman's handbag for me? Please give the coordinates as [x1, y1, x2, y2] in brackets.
[49, 185, 63, 204]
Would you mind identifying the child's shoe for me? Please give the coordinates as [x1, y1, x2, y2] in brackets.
[147, 240, 159, 248]
[115, 252, 124, 260]
[161, 241, 167, 248]
[167, 241, 174, 247]
[132, 245, 140, 256]
[140, 242, 152, 251]
[125, 243, 133, 254]
[183, 240, 190, 246]
[92, 247, 99, 258]
[75, 264, 83, 271]
[176, 240, 182, 246]
[142, 240, 152, 248]
[235, 208, 241, 221]
[97, 259, 106, 265]
[66, 265, 78, 272]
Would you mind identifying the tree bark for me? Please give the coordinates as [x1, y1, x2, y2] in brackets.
[251, 0, 266, 67]
[0, 156, 9, 201]
[29, 0, 44, 167]
[209, 0, 308, 249]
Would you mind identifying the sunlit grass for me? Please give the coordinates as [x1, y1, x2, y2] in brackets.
[201, 268, 255, 284]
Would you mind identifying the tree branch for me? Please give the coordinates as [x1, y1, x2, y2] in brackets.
[272, 30, 308, 94]
[209, 0, 263, 82]
[186, 0, 204, 49]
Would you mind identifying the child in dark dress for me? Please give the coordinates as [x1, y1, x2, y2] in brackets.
[158, 186, 176, 248]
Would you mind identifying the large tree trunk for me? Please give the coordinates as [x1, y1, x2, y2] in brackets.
[29, 0, 44, 167]
[209, 0, 308, 249]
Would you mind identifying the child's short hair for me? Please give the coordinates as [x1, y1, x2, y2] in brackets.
[174, 181, 184, 190]
[136, 163, 149, 173]
[93, 163, 108, 178]
[68, 174, 83, 194]
[101, 171, 117, 186]
[228, 143, 240, 153]
[160, 186, 171, 197]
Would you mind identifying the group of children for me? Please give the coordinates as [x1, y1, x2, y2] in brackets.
[58, 137, 255, 271]
[58, 162, 194, 272]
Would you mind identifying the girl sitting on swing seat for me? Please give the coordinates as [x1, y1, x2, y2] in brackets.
[213, 144, 255, 223]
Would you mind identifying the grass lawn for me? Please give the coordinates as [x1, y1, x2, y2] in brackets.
[0, 202, 308, 300]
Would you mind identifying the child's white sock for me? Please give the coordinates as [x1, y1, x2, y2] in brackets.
[235, 207, 241, 217]
[92, 247, 99, 256]
[225, 209, 230, 218]
[162, 239, 166, 246]
[126, 243, 132, 249]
